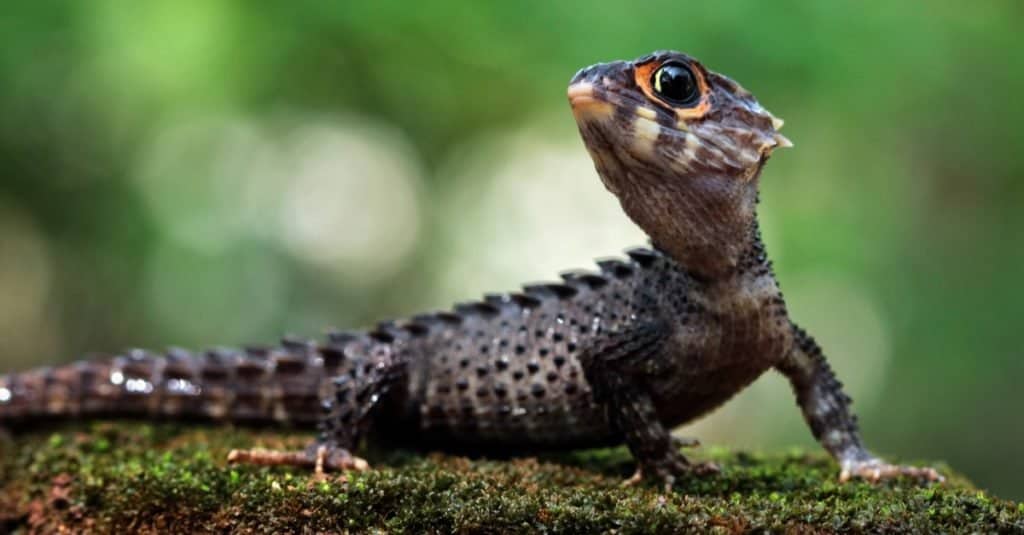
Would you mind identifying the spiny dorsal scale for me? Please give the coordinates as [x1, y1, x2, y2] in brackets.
[483, 293, 511, 307]
[165, 347, 194, 363]
[326, 330, 361, 345]
[544, 283, 578, 299]
[596, 258, 635, 278]
[243, 346, 272, 359]
[374, 320, 409, 338]
[201, 348, 235, 369]
[434, 311, 464, 325]
[271, 352, 307, 375]
[559, 270, 609, 289]
[474, 301, 502, 315]
[318, 344, 347, 368]
[522, 283, 577, 300]
[281, 335, 315, 352]
[163, 348, 197, 379]
[125, 348, 151, 362]
[236, 356, 270, 378]
[410, 314, 442, 326]
[509, 293, 543, 308]
[402, 321, 431, 337]
[454, 301, 501, 318]
[625, 248, 659, 267]
[367, 330, 396, 345]
[121, 350, 155, 375]
[387, 322, 418, 343]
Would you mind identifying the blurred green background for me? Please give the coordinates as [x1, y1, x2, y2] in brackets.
[1, 2, 1021, 499]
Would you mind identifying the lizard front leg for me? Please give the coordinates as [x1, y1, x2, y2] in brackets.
[776, 324, 943, 483]
[581, 321, 717, 490]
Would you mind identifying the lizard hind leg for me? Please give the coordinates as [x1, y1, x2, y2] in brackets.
[228, 343, 407, 480]
[226, 386, 373, 480]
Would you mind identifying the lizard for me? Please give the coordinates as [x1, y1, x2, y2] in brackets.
[0, 50, 942, 488]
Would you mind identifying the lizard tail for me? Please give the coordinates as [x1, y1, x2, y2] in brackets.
[0, 339, 349, 427]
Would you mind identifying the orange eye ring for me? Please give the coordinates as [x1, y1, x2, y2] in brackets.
[634, 59, 711, 121]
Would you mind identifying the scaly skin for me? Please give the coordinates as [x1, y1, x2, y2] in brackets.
[0, 50, 941, 488]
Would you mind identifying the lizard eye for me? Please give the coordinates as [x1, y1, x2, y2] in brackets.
[651, 62, 700, 106]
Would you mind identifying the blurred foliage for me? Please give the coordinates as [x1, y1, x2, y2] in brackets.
[0, 1, 1021, 500]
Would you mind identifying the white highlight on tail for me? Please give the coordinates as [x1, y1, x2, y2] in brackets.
[0, 387, 11, 403]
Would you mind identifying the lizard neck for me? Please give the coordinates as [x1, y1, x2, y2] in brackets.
[616, 174, 760, 282]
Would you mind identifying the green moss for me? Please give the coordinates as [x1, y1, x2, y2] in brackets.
[1, 423, 1020, 533]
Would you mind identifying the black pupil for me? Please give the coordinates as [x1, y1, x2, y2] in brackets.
[653, 63, 698, 104]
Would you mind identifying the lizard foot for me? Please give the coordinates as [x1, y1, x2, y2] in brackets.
[228, 444, 369, 481]
[839, 457, 944, 484]
[623, 452, 720, 491]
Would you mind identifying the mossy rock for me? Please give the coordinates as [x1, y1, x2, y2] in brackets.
[1, 422, 1020, 533]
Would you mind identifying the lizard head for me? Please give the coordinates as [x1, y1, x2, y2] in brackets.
[568, 50, 790, 188]
[568, 51, 791, 278]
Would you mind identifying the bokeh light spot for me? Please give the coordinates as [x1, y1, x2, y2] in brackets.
[0, 204, 61, 367]
[436, 127, 647, 299]
[278, 120, 424, 284]
[136, 116, 287, 254]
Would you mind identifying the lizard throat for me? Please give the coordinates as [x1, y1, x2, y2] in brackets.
[614, 172, 761, 281]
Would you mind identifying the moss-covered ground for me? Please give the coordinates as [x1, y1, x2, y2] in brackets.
[0, 422, 1020, 533]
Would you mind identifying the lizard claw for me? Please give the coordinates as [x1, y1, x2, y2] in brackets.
[839, 458, 944, 484]
[621, 467, 645, 488]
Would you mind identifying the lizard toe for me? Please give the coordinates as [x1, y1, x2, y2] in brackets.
[839, 458, 944, 484]
[227, 443, 370, 476]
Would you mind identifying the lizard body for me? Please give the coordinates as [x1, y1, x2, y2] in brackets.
[0, 51, 941, 486]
